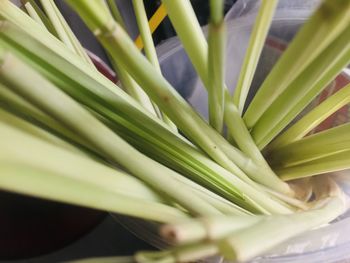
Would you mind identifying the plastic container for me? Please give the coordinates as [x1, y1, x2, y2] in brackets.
[114, 1, 350, 262]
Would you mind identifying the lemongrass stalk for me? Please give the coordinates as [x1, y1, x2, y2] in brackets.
[2, 103, 245, 215]
[161, 0, 209, 88]
[0, 0, 154, 119]
[224, 96, 291, 194]
[0, 107, 83, 153]
[64, 0, 245, 175]
[39, 0, 74, 51]
[136, 243, 218, 263]
[23, 1, 45, 28]
[268, 82, 350, 151]
[277, 150, 350, 181]
[0, 83, 89, 148]
[134, 3, 167, 50]
[0, 23, 256, 213]
[160, 216, 262, 245]
[38, 0, 94, 67]
[103, 118, 291, 214]
[252, 26, 350, 149]
[0, 53, 220, 216]
[64, 0, 295, 197]
[207, 0, 225, 133]
[0, 162, 186, 223]
[233, 0, 278, 113]
[106, 0, 126, 30]
[21, 0, 57, 36]
[110, 57, 160, 116]
[103, 1, 160, 117]
[132, 0, 176, 130]
[0, 121, 166, 204]
[244, 0, 350, 129]
[219, 196, 346, 261]
[270, 123, 350, 168]
[0, 19, 292, 213]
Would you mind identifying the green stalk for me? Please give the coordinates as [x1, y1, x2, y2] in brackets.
[136, 243, 218, 263]
[65, 0, 296, 198]
[0, 21, 268, 214]
[232, 0, 278, 113]
[110, 57, 160, 116]
[38, 0, 94, 67]
[0, 121, 166, 204]
[268, 82, 350, 151]
[160, 215, 262, 245]
[132, 0, 176, 130]
[23, 1, 45, 28]
[278, 150, 350, 181]
[270, 123, 350, 168]
[244, 0, 350, 129]
[252, 25, 350, 149]
[0, 107, 82, 153]
[161, 0, 209, 89]
[2, 96, 248, 216]
[0, 52, 221, 216]
[0, 162, 185, 223]
[106, 0, 126, 30]
[0, 15, 292, 213]
[208, 0, 225, 133]
[103, 0, 160, 118]
[219, 196, 345, 261]
[21, 0, 58, 36]
[224, 97, 292, 195]
[0, 83, 89, 148]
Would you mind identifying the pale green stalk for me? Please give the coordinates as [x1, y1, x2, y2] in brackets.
[104, 0, 160, 117]
[268, 82, 350, 151]
[0, 162, 185, 223]
[0, 83, 89, 148]
[21, 0, 57, 36]
[233, 0, 278, 113]
[0, 107, 82, 153]
[208, 0, 225, 133]
[270, 123, 350, 168]
[106, 0, 126, 30]
[23, 1, 45, 27]
[1, 91, 249, 216]
[244, 0, 350, 129]
[0, 21, 289, 214]
[110, 57, 159, 116]
[39, 0, 94, 67]
[65, 0, 296, 198]
[161, 0, 209, 88]
[102, 114, 291, 214]
[0, 121, 165, 204]
[277, 150, 350, 181]
[252, 25, 350, 149]
[0, 52, 220, 216]
[220, 197, 345, 261]
[136, 243, 218, 263]
[224, 97, 292, 195]
[0, 7, 293, 213]
[160, 215, 262, 245]
[132, 0, 176, 130]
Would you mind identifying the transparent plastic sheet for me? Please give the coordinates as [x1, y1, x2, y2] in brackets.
[114, 1, 350, 262]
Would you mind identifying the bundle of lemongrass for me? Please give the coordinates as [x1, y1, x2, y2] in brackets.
[0, 0, 349, 261]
